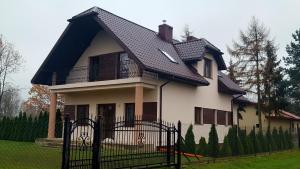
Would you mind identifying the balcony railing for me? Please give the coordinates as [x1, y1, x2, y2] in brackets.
[64, 60, 139, 84]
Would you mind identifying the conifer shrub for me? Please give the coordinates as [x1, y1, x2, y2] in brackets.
[237, 136, 244, 155]
[272, 127, 279, 151]
[257, 130, 266, 152]
[278, 127, 285, 150]
[246, 135, 254, 154]
[208, 124, 219, 158]
[220, 135, 232, 157]
[184, 124, 196, 153]
[197, 137, 208, 156]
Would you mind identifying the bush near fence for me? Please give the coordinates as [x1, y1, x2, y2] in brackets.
[0, 110, 62, 142]
[183, 124, 295, 158]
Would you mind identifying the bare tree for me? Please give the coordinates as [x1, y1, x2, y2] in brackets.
[0, 35, 23, 116]
[1, 85, 21, 117]
[227, 17, 269, 131]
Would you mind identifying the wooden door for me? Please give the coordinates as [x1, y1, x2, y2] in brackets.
[98, 104, 116, 139]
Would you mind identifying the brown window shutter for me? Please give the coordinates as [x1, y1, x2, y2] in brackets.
[203, 108, 215, 124]
[195, 107, 202, 124]
[228, 112, 233, 125]
[64, 105, 75, 120]
[142, 102, 157, 121]
[217, 110, 226, 125]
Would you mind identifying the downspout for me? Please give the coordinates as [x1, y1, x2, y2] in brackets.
[159, 80, 171, 147]
[231, 94, 243, 128]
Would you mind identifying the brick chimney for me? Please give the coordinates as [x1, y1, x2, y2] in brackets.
[158, 20, 173, 43]
[186, 36, 198, 42]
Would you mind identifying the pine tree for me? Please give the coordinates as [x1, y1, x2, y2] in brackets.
[197, 137, 208, 156]
[262, 40, 288, 126]
[220, 135, 232, 157]
[208, 124, 219, 158]
[184, 124, 196, 153]
[284, 29, 300, 113]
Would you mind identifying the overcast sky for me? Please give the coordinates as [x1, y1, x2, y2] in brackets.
[0, 0, 300, 100]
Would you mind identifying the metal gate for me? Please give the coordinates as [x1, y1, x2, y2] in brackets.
[61, 114, 181, 169]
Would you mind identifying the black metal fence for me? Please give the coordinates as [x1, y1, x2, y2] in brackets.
[61, 115, 182, 169]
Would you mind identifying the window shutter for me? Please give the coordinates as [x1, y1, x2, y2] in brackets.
[195, 107, 202, 124]
[143, 102, 157, 121]
[99, 54, 118, 80]
[228, 111, 233, 125]
[203, 108, 215, 124]
[64, 105, 75, 120]
[217, 110, 226, 125]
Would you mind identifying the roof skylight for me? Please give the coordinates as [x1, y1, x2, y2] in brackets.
[159, 49, 178, 63]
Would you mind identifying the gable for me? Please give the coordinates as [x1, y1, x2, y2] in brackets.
[32, 7, 209, 86]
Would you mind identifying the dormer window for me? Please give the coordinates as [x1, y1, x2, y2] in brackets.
[204, 58, 212, 78]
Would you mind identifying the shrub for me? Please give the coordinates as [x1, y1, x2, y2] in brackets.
[237, 136, 244, 155]
[184, 124, 196, 153]
[220, 135, 232, 157]
[208, 124, 219, 158]
[227, 127, 238, 156]
[197, 137, 208, 156]
[284, 130, 293, 149]
[278, 127, 285, 150]
[239, 129, 248, 154]
[257, 130, 266, 152]
[246, 135, 254, 154]
[55, 109, 63, 138]
[272, 127, 279, 151]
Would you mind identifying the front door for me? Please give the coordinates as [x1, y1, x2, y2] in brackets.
[98, 104, 116, 139]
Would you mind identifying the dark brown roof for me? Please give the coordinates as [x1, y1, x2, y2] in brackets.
[218, 71, 245, 95]
[174, 39, 227, 70]
[32, 7, 208, 86]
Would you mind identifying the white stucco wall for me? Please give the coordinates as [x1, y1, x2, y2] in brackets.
[161, 54, 234, 143]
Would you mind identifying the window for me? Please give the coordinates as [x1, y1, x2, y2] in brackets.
[204, 58, 212, 78]
[203, 108, 215, 124]
[77, 105, 89, 125]
[125, 103, 135, 127]
[159, 49, 178, 63]
[256, 124, 260, 128]
[64, 105, 75, 120]
[195, 107, 202, 125]
[217, 110, 227, 125]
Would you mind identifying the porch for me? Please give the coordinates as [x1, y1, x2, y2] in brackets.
[47, 80, 159, 139]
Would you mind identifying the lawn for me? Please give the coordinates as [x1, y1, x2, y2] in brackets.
[184, 150, 300, 169]
[0, 140, 300, 169]
[0, 140, 61, 169]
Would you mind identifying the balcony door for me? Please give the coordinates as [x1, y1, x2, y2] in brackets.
[89, 53, 118, 81]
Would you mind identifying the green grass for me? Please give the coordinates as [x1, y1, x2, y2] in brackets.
[1, 140, 299, 169]
[184, 150, 300, 169]
[0, 140, 61, 169]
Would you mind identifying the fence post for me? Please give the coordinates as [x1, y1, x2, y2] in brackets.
[61, 113, 70, 169]
[176, 121, 181, 169]
[253, 125, 256, 156]
[92, 115, 101, 169]
[298, 126, 300, 149]
[167, 127, 171, 165]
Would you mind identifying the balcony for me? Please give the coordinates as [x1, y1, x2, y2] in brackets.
[63, 60, 141, 84]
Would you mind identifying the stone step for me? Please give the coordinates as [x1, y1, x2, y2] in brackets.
[35, 138, 63, 148]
